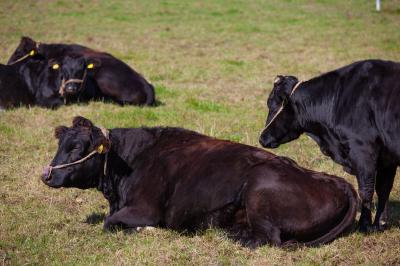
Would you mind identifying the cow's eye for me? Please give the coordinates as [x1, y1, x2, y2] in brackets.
[66, 143, 82, 153]
[73, 143, 82, 150]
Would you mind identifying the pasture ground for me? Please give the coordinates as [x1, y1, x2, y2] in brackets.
[1, 0, 400, 265]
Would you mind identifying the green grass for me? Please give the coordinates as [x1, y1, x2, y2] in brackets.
[1, 0, 400, 264]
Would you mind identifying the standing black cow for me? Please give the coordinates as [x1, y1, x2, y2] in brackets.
[0, 64, 35, 110]
[8, 36, 155, 106]
[259, 59, 400, 232]
[41, 116, 357, 247]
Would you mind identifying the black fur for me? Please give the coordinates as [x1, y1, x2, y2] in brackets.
[42, 116, 357, 248]
[260, 59, 400, 232]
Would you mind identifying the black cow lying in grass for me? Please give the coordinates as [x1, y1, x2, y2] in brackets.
[47, 55, 103, 104]
[259, 59, 400, 233]
[9, 36, 155, 106]
[0, 64, 34, 110]
[3, 52, 63, 109]
[41, 116, 357, 248]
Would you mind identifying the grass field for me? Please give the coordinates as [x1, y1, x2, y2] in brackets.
[1, 0, 400, 265]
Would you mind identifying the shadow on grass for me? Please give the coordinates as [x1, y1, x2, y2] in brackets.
[85, 212, 106, 225]
[153, 99, 165, 107]
[388, 200, 400, 227]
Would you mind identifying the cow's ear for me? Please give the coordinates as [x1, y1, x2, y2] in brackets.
[96, 137, 111, 154]
[72, 116, 94, 128]
[274, 75, 284, 85]
[20, 36, 36, 47]
[86, 58, 101, 69]
[93, 127, 111, 154]
[48, 58, 61, 70]
[54, 126, 68, 139]
[275, 76, 298, 99]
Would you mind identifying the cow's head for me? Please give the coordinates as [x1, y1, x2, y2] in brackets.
[41, 116, 110, 189]
[7, 36, 41, 64]
[259, 75, 303, 148]
[49, 55, 100, 97]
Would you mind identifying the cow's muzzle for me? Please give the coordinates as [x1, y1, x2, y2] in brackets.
[259, 136, 279, 149]
[64, 84, 80, 95]
[42, 165, 52, 182]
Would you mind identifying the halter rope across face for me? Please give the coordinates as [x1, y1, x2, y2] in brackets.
[8, 42, 41, 65]
[59, 69, 88, 97]
[44, 127, 110, 181]
[262, 80, 303, 132]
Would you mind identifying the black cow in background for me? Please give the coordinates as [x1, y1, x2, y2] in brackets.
[5, 52, 63, 108]
[259, 59, 400, 233]
[0, 64, 34, 110]
[47, 55, 102, 104]
[42, 116, 357, 248]
[8, 37, 155, 106]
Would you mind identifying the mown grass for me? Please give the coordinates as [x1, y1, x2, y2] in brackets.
[1, 0, 400, 265]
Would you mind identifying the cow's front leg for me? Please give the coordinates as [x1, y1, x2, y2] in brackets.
[103, 206, 160, 232]
[350, 143, 379, 233]
[357, 168, 376, 233]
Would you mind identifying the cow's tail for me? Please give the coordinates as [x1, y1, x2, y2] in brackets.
[284, 179, 358, 247]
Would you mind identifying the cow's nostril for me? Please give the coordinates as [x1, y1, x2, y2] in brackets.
[42, 166, 52, 181]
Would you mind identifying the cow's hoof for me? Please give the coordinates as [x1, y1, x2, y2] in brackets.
[373, 222, 389, 232]
[379, 221, 389, 231]
[358, 223, 373, 233]
[123, 228, 138, 235]
[103, 221, 120, 233]
[359, 223, 381, 234]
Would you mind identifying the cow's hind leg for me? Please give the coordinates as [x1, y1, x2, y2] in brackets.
[248, 219, 282, 248]
[228, 219, 281, 248]
[233, 205, 282, 248]
[226, 204, 282, 248]
[374, 162, 396, 230]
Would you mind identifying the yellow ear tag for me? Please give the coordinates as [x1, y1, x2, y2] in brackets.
[97, 144, 104, 154]
[52, 64, 60, 70]
[87, 63, 94, 69]
[29, 50, 35, 56]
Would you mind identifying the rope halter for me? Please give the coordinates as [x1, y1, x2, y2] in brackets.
[44, 127, 110, 181]
[8, 42, 40, 65]
[59, 69, 87, 97]
[8, 49, 36, 65]
[262, 80, 303, 132]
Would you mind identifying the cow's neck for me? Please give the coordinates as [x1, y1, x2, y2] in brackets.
[97, 128, 158, 214]
[292, 77, 337, 133]
[292, 79, 353, 172]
